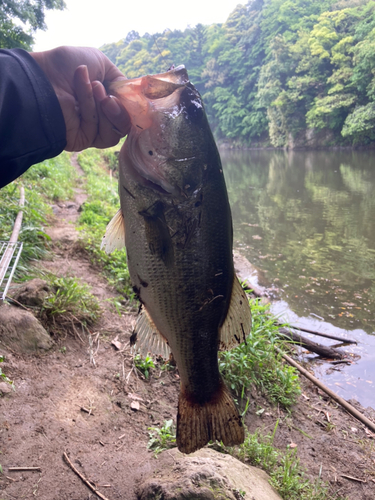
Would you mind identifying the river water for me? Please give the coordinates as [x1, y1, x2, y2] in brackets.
[221, 149, 375, 408]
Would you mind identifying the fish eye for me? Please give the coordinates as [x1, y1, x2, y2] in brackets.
[148, 150, 153, 156]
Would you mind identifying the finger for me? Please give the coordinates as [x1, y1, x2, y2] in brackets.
[73, 65, 98, 148]
[101, 95, 131, 137]
[92, 82, 129, 148]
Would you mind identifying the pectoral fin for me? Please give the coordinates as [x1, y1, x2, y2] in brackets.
[131, 307, 171, 359]
[101, 209, 125, 254]
[219, 276, 252, 350]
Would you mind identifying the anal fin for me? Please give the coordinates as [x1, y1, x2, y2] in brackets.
[101, 208, 125, 254]
[131, 308, 171, 359]
[219, 275, 252, 350]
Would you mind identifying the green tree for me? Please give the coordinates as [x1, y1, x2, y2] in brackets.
[0, 0, 66, 49]
[100, 0, 375, 148]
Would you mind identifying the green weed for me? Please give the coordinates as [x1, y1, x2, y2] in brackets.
[219, 298, 300, 408]
[147, 419, 176, 456]
[0, 355, 14, 391]
[229, 424, 331, 500]
[270, 449, 329, 500]
[39, 272, 101, 327]
[21, 154, 77, 201]
[159, 358, 176, 372]
[235, 425, 279, 471]
[134, 354, 155, 379]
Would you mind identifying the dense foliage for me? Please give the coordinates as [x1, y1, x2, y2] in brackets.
[0, 0, 65, 49]
[102, 0, 375, 148]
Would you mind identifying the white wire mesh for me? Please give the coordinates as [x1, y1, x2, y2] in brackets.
[0, 241, 23, 300]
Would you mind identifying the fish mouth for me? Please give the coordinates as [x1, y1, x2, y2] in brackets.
[113, 67, 193, 197]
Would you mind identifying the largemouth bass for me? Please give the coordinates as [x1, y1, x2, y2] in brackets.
[102, 66, 252, 454]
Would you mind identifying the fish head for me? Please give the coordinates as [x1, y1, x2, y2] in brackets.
[110, 66, 214, 198]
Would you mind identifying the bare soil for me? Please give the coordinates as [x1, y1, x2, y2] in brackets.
[0, 157, 374, 499]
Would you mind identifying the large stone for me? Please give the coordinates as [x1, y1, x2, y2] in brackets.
[0, 303, 53, 353]
[137, 448, 282, 500]
[11, 278, 51, 307]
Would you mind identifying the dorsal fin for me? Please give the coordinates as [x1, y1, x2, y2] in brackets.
[219, 276, 252, 350]
[100, 208, 125, 254]
[131, 308, 171, 359]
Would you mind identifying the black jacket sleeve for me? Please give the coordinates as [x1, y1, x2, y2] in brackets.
[0, 49, 67, 189]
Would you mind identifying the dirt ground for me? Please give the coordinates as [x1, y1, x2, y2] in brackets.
[0, 159, 374, 500]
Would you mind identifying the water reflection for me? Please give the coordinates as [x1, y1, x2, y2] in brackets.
[222, 149, 375, 335]
[222, 149, 375, 407]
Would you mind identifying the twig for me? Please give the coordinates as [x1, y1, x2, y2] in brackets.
[276, 347, 375, 434]
[63, 452, 111, 500]
[81, 406, 95, 416]
[341, 474, 367, 483]
[86, 325, 96, 366]
[70, 320, 85, 344]
[8, 467, 41, 472]
[5, 296, 31, 311]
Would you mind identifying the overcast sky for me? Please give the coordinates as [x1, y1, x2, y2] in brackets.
[33, 0, 243, 51]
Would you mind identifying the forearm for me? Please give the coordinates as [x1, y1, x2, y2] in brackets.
[0, 49, 66, 189]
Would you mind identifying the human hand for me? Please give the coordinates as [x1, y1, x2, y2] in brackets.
[30, 46, 131, 151]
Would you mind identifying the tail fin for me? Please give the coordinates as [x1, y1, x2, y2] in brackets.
[176, 380, 244, 454]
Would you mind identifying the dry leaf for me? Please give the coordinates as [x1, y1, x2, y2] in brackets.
[111, 340, 122, 350]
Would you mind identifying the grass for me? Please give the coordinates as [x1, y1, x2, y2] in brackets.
[0, 355, 14, 392]
[0, 153, 76, 279]
[134, 354, 155, 379]
[37, 272, 101, 330]
[76, 148, 133, 300]
[147, 419, 176, 457]
[234, 425, 331, 500]
[219, 297, 301, 409]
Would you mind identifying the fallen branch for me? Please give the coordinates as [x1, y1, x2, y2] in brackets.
[278, 327, 344, 359]
[63, 452, 111, 500]
[275, 347, 375, 435]
[285, 324, 357, 345]
[8, 466, 41, 472]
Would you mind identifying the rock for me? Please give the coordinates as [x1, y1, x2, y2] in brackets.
[12, 278, 51, 307]
[0, 381, 13, 394]
[137, 448, 282, 500]
[0, 303, 54, 353]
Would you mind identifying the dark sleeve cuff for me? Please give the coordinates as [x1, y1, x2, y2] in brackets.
[0, 49, 67, 189]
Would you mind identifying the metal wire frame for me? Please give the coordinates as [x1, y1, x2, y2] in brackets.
[0, 241, 23, 300]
